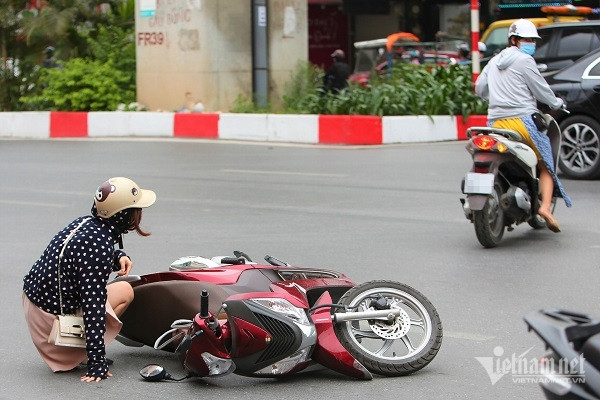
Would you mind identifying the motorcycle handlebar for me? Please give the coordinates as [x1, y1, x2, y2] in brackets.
[200, 290, 209, 318]
[219, 257, 246, 265]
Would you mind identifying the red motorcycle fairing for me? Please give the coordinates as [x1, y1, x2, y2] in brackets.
[130, 265, 258, 286]
[183, 313, 232, 377]
[310, 292, 373, 380]
[223, 294, 315, 377]
[270, 277, 356, 306]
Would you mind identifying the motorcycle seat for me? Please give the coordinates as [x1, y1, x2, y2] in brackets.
[582, 333, 600, 372]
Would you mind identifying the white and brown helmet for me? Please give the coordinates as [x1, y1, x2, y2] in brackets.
[94, 177, 156, 218]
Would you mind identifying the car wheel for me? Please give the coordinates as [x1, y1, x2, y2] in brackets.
[558, 115, 600, 180]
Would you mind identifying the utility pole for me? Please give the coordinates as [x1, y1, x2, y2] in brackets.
[252, 0, 268, 108]
[471, 0, 481, 82]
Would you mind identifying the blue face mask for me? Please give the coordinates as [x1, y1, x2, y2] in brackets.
[519, 42, 536, 56]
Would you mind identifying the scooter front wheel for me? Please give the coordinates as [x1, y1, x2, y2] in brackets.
[473, 182, 505, 248]
[333, 280, 442, 377]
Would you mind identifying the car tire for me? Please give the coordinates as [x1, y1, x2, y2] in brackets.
[558, 115, 600, 180]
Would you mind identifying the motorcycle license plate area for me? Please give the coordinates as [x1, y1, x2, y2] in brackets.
[464, 173, 494, 194]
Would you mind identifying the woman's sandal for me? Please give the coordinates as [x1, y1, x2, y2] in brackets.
[538, 210, 561, 233]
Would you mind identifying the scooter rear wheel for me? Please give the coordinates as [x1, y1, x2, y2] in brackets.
[473, 182, 505, 248]
[333, 280, 442, 376]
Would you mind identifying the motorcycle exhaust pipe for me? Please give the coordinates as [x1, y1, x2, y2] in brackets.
[333, 309, 401, 323]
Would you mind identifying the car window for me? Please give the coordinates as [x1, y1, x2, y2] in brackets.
[556, 28, 598, 59]
[584, 56, 600, 79]
[484, 27, 509, 55]
[535, 30, 552, 58]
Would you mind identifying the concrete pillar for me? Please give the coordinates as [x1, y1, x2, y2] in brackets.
[135, 0, 307, 112]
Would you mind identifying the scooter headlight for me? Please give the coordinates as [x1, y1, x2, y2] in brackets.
[250, 298, 310, 326]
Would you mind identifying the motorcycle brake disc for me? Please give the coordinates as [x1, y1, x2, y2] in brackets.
[368, 307, 411, 339]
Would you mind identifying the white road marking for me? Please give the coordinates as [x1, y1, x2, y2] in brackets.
[444, 330, 495, 342]
[0, 199, 67, 208]
[221, 169, 346, 178]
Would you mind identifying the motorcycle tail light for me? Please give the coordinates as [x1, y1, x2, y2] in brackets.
[472, 135, 497, 151]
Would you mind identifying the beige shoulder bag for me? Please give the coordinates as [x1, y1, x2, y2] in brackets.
[47, 218, 90, 348]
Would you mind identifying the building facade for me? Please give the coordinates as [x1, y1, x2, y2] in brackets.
[135, 0, 589, 112]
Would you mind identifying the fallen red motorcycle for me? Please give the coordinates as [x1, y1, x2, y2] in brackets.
[112, 251, 442, 381]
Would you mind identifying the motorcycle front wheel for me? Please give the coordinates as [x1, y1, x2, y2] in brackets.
[333, 280, 442, 377]
[473, 182, 505, 248]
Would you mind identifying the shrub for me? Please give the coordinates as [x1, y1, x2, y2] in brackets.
[275, 62, 487, 118]
[20, 58, 135, 111]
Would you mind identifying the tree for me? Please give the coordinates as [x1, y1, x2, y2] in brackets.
[1, 0, 136, 111]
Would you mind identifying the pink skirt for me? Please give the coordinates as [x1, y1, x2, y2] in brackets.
[22, 292, 122, 372]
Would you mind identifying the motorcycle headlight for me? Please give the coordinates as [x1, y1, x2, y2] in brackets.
[250, 298, 311, 325]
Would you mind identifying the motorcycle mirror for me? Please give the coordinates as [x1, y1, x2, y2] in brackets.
[140, 364, 168, 381]
[139, 364, 190, 382]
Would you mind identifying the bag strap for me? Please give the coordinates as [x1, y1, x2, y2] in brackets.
[57, 217, 91, 315]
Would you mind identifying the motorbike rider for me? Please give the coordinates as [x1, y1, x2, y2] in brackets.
[22, 177, 156, 382]
[323, 49, 351, 93]
[475, 19, 572, 232]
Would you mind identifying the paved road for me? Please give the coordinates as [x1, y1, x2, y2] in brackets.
[1, 138, 599, 399]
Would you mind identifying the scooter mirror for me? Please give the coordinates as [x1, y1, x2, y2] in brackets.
[140, 364, 167, 381]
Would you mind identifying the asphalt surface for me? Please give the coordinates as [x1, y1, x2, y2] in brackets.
[1, 137, 599, 399]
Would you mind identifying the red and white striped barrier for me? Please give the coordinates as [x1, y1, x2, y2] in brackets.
[0, 112, 488, 144]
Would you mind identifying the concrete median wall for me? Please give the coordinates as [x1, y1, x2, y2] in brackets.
[0, 112, 488, 144]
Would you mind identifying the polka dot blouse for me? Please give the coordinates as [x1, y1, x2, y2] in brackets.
[24, 211, 129, 379]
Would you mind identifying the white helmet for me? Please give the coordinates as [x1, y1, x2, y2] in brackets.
[94, 177, 156, 218]
[508, 19, 541, 39]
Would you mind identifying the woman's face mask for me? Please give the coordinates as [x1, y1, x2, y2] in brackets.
[519, 41, 536, 56]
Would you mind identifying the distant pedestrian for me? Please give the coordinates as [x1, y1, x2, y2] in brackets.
[457, 44, 471, 65]
[42, 46, 58, 69]
[323, 49, 351, 93]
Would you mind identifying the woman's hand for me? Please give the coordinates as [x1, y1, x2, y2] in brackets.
[116, 256, 132, 277]
[81, 371, 112, 382]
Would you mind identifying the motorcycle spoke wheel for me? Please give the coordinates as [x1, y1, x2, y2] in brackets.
[334, 281, 442, 376]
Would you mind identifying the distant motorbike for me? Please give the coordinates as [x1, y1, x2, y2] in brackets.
[112, 251, 443, 381]
[460, 113, 562, 248]
[524, 309, 600, 399]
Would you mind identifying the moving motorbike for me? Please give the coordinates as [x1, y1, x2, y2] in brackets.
[111, 251, 443, 381]
[460, 113, 562, 248]
[524, 309, 600, 399]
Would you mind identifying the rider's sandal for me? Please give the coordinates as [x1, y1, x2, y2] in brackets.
[538, 211, 561, 233]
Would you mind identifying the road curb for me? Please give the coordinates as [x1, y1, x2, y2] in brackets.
[0, 112, 488, 144]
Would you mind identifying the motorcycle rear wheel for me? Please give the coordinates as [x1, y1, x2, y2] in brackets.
[473, 182, 505, 248]
[333, 280, 442, 377]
